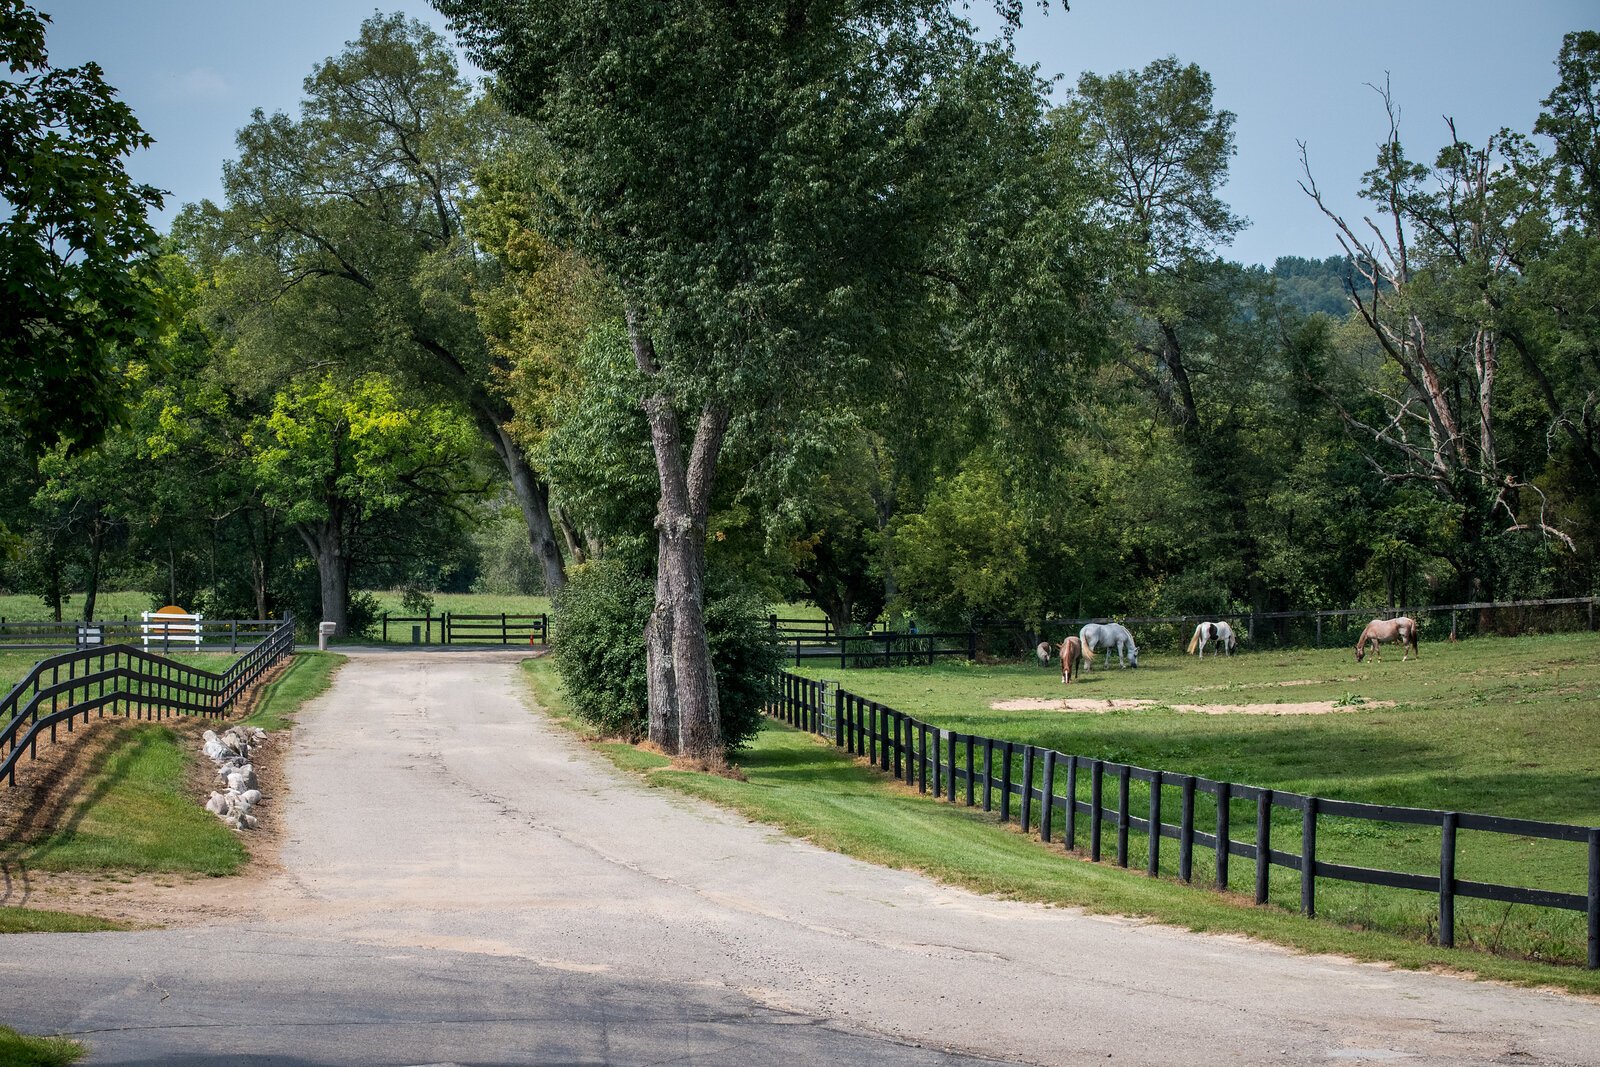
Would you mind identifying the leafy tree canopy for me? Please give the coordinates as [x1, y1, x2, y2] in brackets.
[0, 0, 164, 452]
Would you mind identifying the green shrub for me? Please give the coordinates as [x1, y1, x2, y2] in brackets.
[551, 557, 780, 752]
[550, 558, 653, 739]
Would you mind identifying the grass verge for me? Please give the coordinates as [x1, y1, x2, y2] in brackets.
[521, 655, 1600, 995]
[239, 651, 344, 732]
[0, 1026, 83, 1066]
[0, 906, 123, 933]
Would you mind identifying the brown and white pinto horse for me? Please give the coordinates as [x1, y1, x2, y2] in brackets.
[1355, 617, 1419, 662]
[1058, 636, 1083, 683]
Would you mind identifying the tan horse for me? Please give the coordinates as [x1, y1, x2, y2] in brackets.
[1058, 636, 1083, 683]
[1355, 617, 1419, 662]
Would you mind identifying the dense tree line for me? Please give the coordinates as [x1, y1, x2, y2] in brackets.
[3, 3, 1596, 755]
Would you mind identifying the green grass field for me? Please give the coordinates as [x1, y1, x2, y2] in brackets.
[0, 592, 156, 623]
[524, 632, 1600, 984]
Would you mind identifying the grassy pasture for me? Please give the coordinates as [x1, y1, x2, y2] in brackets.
[0, 592, 156, 622]
[791, 632, 1600, 965]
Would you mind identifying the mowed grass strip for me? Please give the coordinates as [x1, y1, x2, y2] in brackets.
[239, 651, 343, 732]
[521, 653, 1600, 994]
[0, 906, 122, 934]
[0, 1025, 83, 1067]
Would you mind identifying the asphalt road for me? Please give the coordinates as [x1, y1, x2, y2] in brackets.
[2, 648, 1597, 1066]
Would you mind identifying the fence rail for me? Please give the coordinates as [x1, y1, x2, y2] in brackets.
[767, 671, 1600, 968]
[0, 616, 297, 789]
[379, 612, 548, 646]
[771, 595, 1600, 664]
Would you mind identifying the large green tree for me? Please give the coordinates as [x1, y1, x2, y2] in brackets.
[186, 14, 570, 593]
[247, 374, 485, 633]
[0, 0, 164, 452]
[439, 0, 1082, 758]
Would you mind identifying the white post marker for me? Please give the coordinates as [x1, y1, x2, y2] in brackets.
[318, 621, 337, 652]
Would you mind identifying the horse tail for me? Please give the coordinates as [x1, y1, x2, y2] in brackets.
[1186, 627, 1200, 655]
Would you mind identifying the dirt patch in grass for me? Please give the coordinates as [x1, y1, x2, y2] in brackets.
[1189, 678, 1322, 691]
[0, 712, 286, 927]
[989, 696, 1396, 715]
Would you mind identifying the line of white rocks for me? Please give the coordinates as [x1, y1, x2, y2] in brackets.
[201, 725, 267, 830]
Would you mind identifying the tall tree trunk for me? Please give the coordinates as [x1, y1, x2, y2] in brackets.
[297, 520, 350, 635]
[555, 506, 588, 566]
[483, 416, 566, 593]
[82, 513, 103, 622]
[643, 398, 728, 759]
[627, 304, 728, 759]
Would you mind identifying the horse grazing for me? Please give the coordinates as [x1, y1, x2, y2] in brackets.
[1355, 617, 1419, 662]
[1035, 641, 1053, 667]
[1058, 636, 1083, 683]
[1079, 622, 1138, 670]
[1186, 620, 1237, 658]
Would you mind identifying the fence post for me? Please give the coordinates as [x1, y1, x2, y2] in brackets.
[999, 742, 1013, 822]
[1301, 797, 1318, 917]
[917, 724, 928, 793]
[1089, 760, 1104, 861]
[892, 712, 903, 779]
[1255, 790, 1272, 905]
[965, 736, 975, 805]
[946, 732, 957, 802]
[1216, 782, 1231, 890]
[231, 620, 238, 653]
[1315, 613, 1322, 648]
[1116, 765, 1131, 867]
[383, 613, 389, 642]
[1020, 746, 1034, 832]
[1040, 750, 1056, 843]
[1179, 776, 1196, 883]
[1588, 828, 1598, 969]
[1439, 812, 1457, 949]
[982, 739, 993, 812]
[1064, 755, 1078, 850]
[1147, 772, 1162, 876]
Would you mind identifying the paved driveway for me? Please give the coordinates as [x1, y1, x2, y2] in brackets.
[2, 649, 1596, 1065]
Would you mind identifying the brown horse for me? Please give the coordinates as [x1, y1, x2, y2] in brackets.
[1058, 636, 1083, 683]
[1355, 617, 1419, 662]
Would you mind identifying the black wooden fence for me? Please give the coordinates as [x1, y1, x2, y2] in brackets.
[767, 617, 976, 667]
[0, 617, 288, 654]
[767, 672, 1600, 969]
[379, 611, 548, 646]
[0, 616, 297, 789]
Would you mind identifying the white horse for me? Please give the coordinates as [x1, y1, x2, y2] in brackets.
[1035, 641, 1053, 667]
[1186, 620, 1237, 658]
[1079, 622, 1139, 670]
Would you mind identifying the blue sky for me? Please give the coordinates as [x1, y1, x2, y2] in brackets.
[37, 0, 1599, 267]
